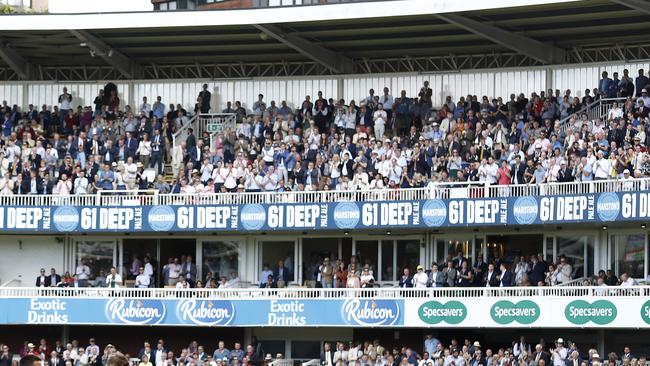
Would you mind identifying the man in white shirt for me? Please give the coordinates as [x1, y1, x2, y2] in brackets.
[135, 267, 150, 288]
[166, 258, 181, 286]
[373, 104, 387, 140]
[333, 343, 348, 366]
[106, 267, 123, 288]
[74, 170, 89, 195]
[593, 151, 611, 180]
[140, 96, 152, 116]
[75, 260, 91, 287]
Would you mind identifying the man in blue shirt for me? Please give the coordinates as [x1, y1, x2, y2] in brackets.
[599, 71, 616, 98]
[152, 96, 165, 119]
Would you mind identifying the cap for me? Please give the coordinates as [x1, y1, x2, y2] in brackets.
[592, 354, 600, 359]
[111, 162, 117, 167]
[237, 184, 245, 189]
[265, 354, 273, 361]
[535, 143, 542, 148]
[560, 161, 566, 165]
[417, 265, 423, 270]
[28, 343, 35, 348]
[643, 89, 648, 93]
[136, 162, 143, 167]
[106, 344, 114, 348]
[473, 341, 481, 347]
[432, 122, 439, 127]
[556, 338, 564, 344]
[385, 139, 391, 143]
[419, 136, 424, 141]
[624, 169, 630, 174]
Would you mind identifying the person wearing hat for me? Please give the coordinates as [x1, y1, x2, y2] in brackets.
[551, 339, 568, 366]
[413, 265, 428, 288]
[637, 88, 650, 108]
[532, 344, 551, 366]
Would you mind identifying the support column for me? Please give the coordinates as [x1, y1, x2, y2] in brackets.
[597, 329, 605, 357]
[336, 76, 345, 101]
[546, 67, 554, 93]
[62, 325, 70, 345]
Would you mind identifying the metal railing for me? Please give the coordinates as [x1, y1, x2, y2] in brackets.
[0, 178, 648, 207]
[559, 97, 626, 134]
[2, 286, 648, 299]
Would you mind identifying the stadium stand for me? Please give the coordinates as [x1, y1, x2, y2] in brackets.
[2, 69, 650, 196]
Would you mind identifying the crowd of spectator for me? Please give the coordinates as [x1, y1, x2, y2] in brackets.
[36, 249, 642, 290]
[1, 336, 646, 366]
[2, 68, 650, 196]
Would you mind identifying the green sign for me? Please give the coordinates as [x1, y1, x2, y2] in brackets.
[490, 300, 540, 324]
[641, 300, 650, 324]
[207, 123, 219, 133]
[565, 300, 617, 325]
[418, 300, 467, 324]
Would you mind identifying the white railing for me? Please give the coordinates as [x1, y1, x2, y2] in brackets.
[559, 97, 626, 134]
[172, 114, 199, 147]
[1, 178, 648, 207]
[173, 113, 236, 148]
[3, 286, 649, 299]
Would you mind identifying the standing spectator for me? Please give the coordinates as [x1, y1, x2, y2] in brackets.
[152, 96, 165, 120]
[198, 84, 212, 114]
[58, 87, 72, 124]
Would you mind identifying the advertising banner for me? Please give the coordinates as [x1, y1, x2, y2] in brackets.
[0, 297, 403, 327]
[405, 296, 650, 328]
[1, 294, 649, 327]
[1, 191, 650, 233]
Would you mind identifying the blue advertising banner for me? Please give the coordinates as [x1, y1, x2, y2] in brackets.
[0, 297, 403, 327]
[0, 191, 648, 233]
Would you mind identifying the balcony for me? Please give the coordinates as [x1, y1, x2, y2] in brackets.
[0, 178, 647, 233]
[4, 286, 650, 328]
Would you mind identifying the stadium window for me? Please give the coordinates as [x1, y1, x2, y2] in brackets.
[291, 341, 321, 360]
[612, 234, 646, 279]
[201, 240, 240, 281]
[75, 240, 117, 284]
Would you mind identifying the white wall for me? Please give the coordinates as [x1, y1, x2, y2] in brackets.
[0, 236, 65, 287]
[0, 61, 644, 114]
[48, 0, 153, 13]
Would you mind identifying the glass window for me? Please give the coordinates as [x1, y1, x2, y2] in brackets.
[355, 240, 378, 277]
[546, 236, 555, 264]
[397, 240, 420, 274]
[202, 240, 240, 281]
[435, 239, 445, 266]
[381, 240, 394, 281]
[261, 241, 295, 283]
[122, 239, 157, 281]
[557, 235, 595, 278]
[615, 234, 645, 278]
[75, 241, 115, 281]
[303, 238, 338, 280]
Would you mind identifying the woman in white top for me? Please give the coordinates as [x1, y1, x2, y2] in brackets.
[514, 256, 529, 285]
[0, 172, 14, 195]
[136, 133, 152, 169]
[329, 154, 341, 187]
[222, 162, 237, 191]
[56, 173, 72, 196]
